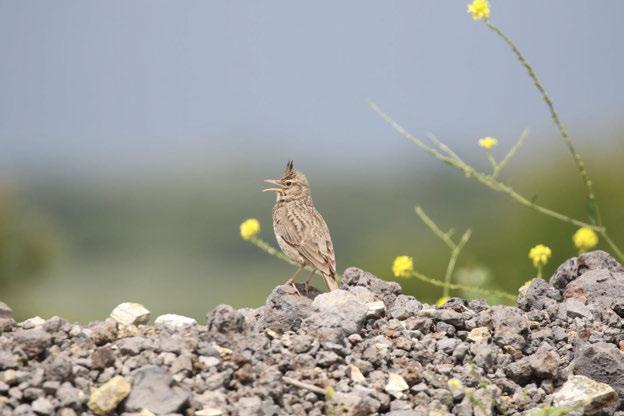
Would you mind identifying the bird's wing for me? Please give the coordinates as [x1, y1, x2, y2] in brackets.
[273, 206, 305, 247]
[296, 210, 336, 277]
[274, 205, 336, 277]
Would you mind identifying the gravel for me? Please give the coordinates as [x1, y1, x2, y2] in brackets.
[0, 250, 623, 415]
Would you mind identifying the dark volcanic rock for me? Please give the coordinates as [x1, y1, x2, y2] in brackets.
[342, 267, 402, 305]
[565, 269, 624, 318]
[490, 305, 529, 350]
[12, 329, 52, 358]
[550, 250, 623, 291]
[255, 284, 319, 333]
[124, 365, 190, 414]
[389, 295, 423, 320]
[306, 289, 368, 338]
[573, 342, 624, 400]
[206, 304, 246, 334]
[517, 278, 561, 311]
[1, 251, 624, 415]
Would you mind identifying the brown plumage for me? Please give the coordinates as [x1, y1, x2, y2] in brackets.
[263, 161, 339, 291]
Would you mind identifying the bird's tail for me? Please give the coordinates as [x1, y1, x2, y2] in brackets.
[323, 273, 339, 291]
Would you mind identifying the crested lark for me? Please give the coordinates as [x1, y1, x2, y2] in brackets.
[263, 161, 339, 292]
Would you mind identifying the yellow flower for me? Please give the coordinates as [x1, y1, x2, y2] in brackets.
[436, 296, 450, 307]
[572, 227, 598, 252]
[240, 218, 260, 240]
[467, 0, 490, 21]
[528, 244, 552, 267]
[392, 256, 413, 278]
[478, 136, 498, 150]
[447, 378, 463, 390]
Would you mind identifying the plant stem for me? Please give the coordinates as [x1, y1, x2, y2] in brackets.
[485, 21, 601, 226]
[249, 236, 519, 301]
[443, 229, 472, 298]
[486, 153, 498, 173]
[536, 265, 543, 279]
[249, 236, 340, 279]
[369, 100, 604, 233]
[600, 230, 624, 261]
[411, 270, 516, 302]
[415, 205, 456, 250]
[493, 128, 529, 178]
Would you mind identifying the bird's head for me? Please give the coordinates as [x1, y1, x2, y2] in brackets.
[263, 161, 310, 200]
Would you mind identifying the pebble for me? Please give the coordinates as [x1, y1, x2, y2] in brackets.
[110, 302, 151, 326]
[551, 375, 619, 414]
[0, 301, 13, 319]
[0, 251, 621, 415]
[87, 375, 131, 415]
[385, 373, 409, 399]
[31, 397, 54, 415]
[154, 313, 198, 329]
[19, 316, 46, 329]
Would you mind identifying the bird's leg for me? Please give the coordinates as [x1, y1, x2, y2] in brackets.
[285, 264, 304, 295]
[303, 269, 316, 294]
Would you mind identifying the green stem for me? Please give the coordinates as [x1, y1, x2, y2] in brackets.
[415, 205, 455, 250]
[485, 21, 601, 226]
[536, 265, 543, 279]
[249, 235, 517, 302]
[600, 230, 624, 261]
[249, 236, 340, 279]
[486, 153, 498, 173]
[443, 229, 472, 298]
[493, 128, 529, 178]
[411, 270, 516, 302]
[369, 100, 604, 233]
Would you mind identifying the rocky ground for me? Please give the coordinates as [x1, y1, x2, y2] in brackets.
[1, 250, 624, 415]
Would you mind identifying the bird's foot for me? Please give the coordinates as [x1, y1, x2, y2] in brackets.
[285, 278, 302, 296]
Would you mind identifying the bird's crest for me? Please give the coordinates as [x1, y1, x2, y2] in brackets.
[282, 160, 296, 179]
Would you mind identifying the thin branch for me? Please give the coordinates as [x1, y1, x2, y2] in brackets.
[368, 100, 459, 169]
[485, 21, 601, 226]
[600, 231, 624, 262]
[411, 270, 516, 302]
[486, 153, 498, 173]
[283, 377, 327, 395]
[426, 132, 465, 164]
[493, 128, 529, 178]
[249, 237, 341, 279]
[415, 205, 456, 250]
[369, 100, 604, 233]
[443, 229, 472, 297]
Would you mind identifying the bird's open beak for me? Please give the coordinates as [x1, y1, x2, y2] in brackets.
[262, 179, 282, 193]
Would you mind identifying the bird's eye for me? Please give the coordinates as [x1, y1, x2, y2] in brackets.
[285, 181, 292, 186]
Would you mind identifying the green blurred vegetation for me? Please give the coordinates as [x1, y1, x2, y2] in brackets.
[0, 184, 60, 291]
[2, 145, 623, 322]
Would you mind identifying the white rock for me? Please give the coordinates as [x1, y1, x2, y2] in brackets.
[31, 397, 54, 415]
[3, 369, 17, 385]
[551, 375, 618, 414]
[366, 301, 386, 317]
[20, 316, 45, 329]
[348, 364, 366, 384]
[196, 409, 224, 416]
[384, 373, 409, 399]
[467, 327, 491, 343]
[199, 356, 221, 368]
[154, 314, 197, 329]
[110, 302, 151, 326]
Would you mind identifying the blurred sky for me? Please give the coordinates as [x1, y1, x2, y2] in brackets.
[1, 1, 623, 178]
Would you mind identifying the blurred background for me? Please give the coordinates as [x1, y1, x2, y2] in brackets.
[1, 1, 623, 322]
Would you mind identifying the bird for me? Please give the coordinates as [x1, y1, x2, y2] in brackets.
[263, 161, 339, 292]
